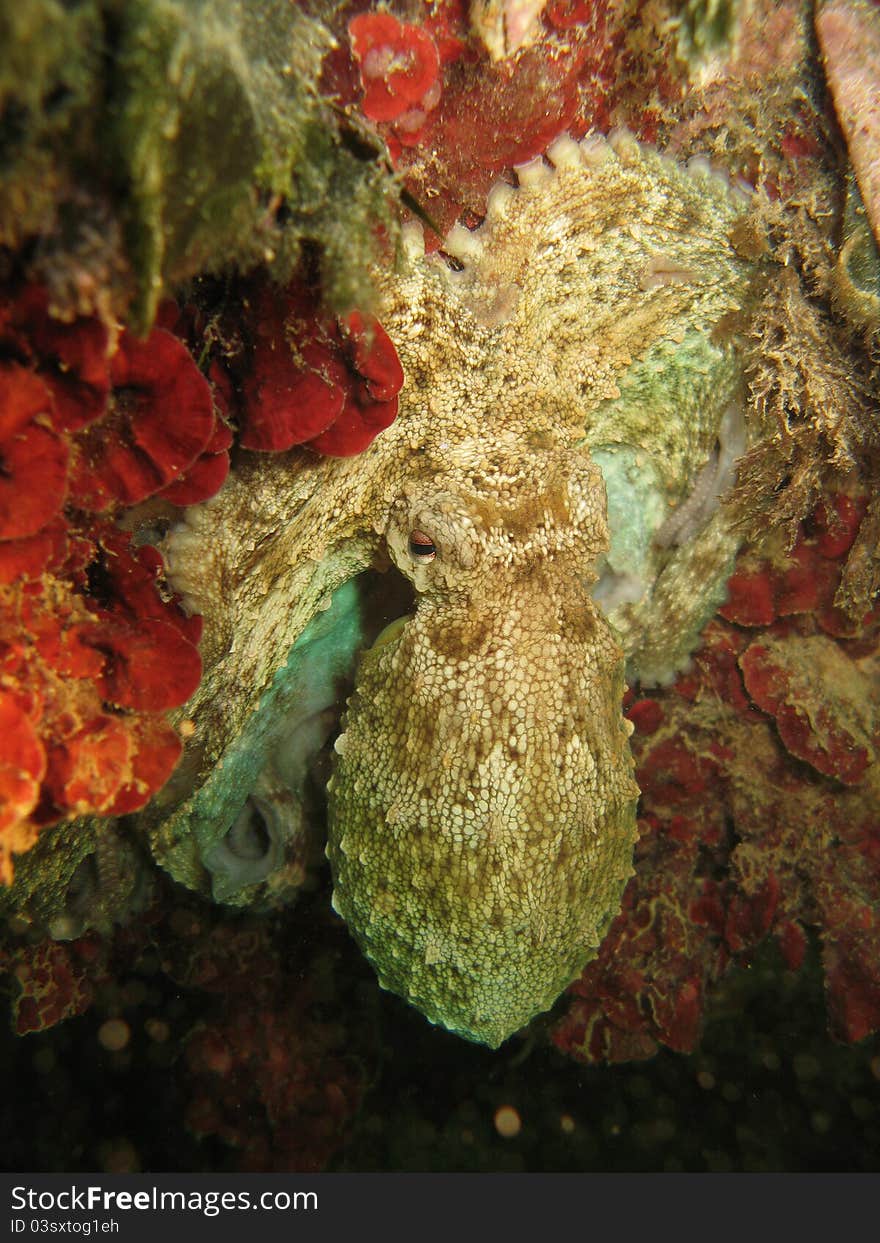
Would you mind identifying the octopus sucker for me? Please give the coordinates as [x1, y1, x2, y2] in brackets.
[159, 131, 758, 1045]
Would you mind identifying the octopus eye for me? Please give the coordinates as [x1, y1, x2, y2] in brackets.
[409, 529, 437, 562]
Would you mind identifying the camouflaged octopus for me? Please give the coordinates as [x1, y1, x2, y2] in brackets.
[159, 131, 756, 1048]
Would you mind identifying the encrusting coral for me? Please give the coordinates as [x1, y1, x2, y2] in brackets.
[554, 488, 880, 1061]
[201, 275, 405, 457]
[0, 270, 241, 879]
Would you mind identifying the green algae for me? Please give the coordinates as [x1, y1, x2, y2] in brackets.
[0, 0, 397, 328]
[0, 816, 149, 941]
[669, 0, 748, 66]
[0, 1, 105, 248]
[0, 818, 96, 931]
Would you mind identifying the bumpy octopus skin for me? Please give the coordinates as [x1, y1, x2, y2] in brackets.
[162, 132, 754, 1045]
[328, 435, 639, 1046]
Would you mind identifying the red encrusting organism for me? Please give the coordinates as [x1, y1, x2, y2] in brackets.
[305, 310, 404, 456]
[553, 490, 880, 1063]
[348, 11, 442, 127]
[233, 279, 404, 457]
[0, 516, 202, 878]
[0, 283, 233, 530]
[70, 327, 226, 511]
[1, 284, 110, 432]
[0, 283, 227, 879]
[2, 935, 106, 1036]
[0, 365, 69, 541]
[322, 0, 670, 241]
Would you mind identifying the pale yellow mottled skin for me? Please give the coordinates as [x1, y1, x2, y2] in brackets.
[327, 434, 639, 1046]
[162, 133, 753, 1045]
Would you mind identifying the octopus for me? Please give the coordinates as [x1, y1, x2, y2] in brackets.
[157, 130, 756, 1047]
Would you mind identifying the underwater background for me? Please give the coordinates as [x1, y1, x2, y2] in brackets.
[2, 899, 880, 1172]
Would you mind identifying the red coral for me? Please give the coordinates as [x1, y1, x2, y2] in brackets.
[436, 39, 585, 162]
[0, 526, 200, 873]
[739, 635, 873, 784]
[43, 715, 134, 816]
[238, 285, 349, 451]
[690, 621, 751, 712]
[774, 543, 837, 616]
[1, 282, 231, 544]
[33, 614, 105, 680]
[163, 919, 367, 1171]
[349, 12, 441, 125]
[70, 327, 222, 510]
[0, 691, 45, 846]
[157, 414, 233, 505]
[723, 874, 781, 953]
[236, 280, 403, 457]
[0, 284, 226, 874]
[719, 567, 777, 626]
[0, 363, 69, 542]
[322, 0, 685, 239]
[92, 532, 203, 647]
[107, 716, 182, 816]
[0, 518, 70, 585]
[324, 4, 595, 231]
[650, 976, 703, 1052]
[719, 494, 875, 639]
[1, 285, 110, 433]
[0, 362, 51, 442]
[776, 918, 808, 971]
[625, 697, 664, 735]
[810, 493, 867, 559]
[555, 487, 880, 1064]
[1, 284, 231, 519]
[85, 618, 202, 713]
[4, 936, 104, 1035]
[306, 310, 404, 456]
[0, 422, 69, 542]
[636, 737, 717, 806]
